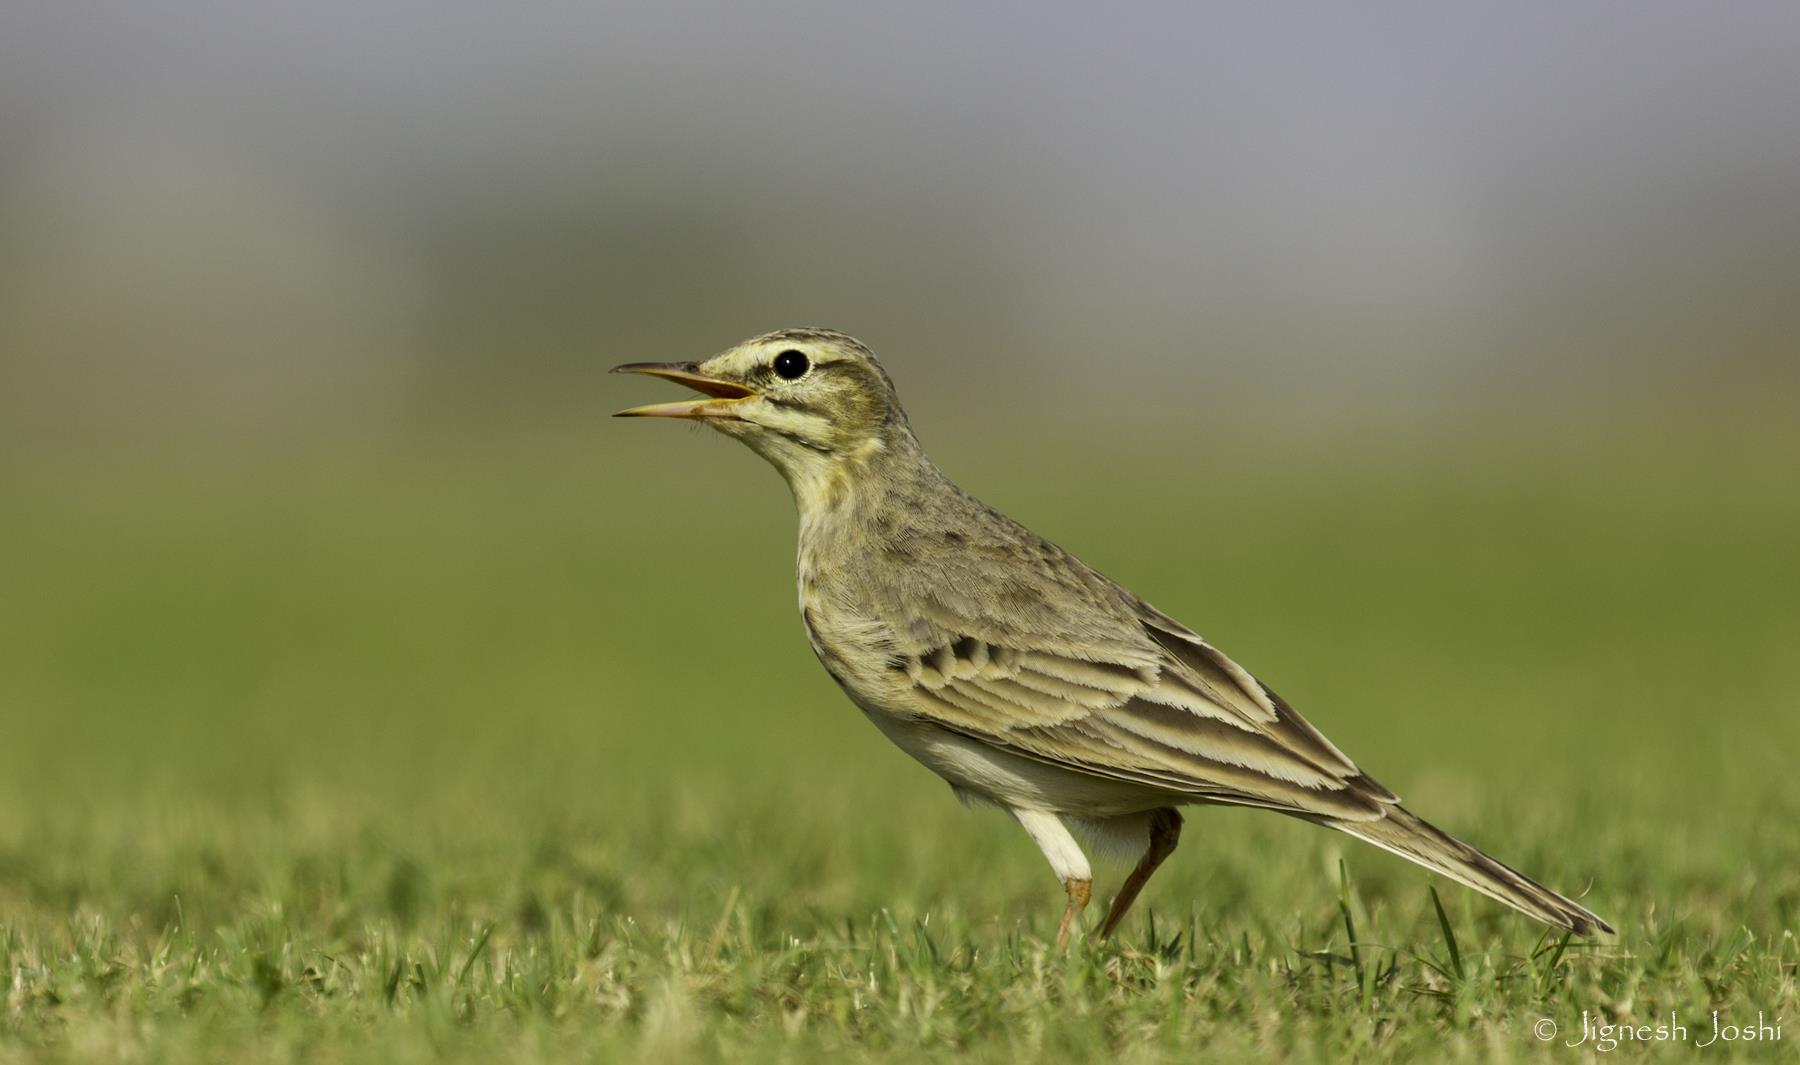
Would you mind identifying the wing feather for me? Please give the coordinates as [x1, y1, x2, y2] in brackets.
[884, 597, 1398, 818]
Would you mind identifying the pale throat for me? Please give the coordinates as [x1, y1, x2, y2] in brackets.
[784, 436, 890, 517]
[790, 436, 909, 588]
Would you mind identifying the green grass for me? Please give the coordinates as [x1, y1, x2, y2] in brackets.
[2, 411, 1797, 1062]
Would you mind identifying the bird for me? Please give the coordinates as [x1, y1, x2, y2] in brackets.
[614, 327, 1612, 945]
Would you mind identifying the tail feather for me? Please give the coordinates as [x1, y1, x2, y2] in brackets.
[1325, 806, 1613, 936]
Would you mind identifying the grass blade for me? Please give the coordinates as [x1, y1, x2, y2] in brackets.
[454, 924, 493, 989]
[1338, 859, 1366, 993]
[1429, 885, 1465, 984]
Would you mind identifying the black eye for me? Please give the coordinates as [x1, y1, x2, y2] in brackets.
[773, 349, 809, 380]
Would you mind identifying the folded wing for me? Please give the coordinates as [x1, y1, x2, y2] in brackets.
[889, 598, 1398, 822]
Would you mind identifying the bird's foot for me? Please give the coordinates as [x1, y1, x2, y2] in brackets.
[1055, 877, 1092, 948]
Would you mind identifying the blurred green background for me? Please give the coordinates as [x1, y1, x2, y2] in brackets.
[1, 3, 1797, 1060]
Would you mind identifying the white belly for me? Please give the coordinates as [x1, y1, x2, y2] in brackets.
[859, 705, 1168, 819]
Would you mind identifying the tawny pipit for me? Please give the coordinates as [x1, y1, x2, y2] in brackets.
[616, 329, 1611, 943]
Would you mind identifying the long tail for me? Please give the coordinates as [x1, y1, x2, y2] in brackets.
[1323, 806, 1613, 936]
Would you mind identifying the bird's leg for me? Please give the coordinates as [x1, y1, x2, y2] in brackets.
[1009, 808, 1093, 948]
[1098, 808, 1183, 940]
[1057, 876, 1092, 948]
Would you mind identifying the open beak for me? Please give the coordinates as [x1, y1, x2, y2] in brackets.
[611, 362, 759, 419]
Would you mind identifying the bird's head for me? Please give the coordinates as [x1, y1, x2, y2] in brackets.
[614, 328, 912, 491]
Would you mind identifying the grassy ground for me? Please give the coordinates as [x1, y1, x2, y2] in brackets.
[2, 409, 1797, 1062]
